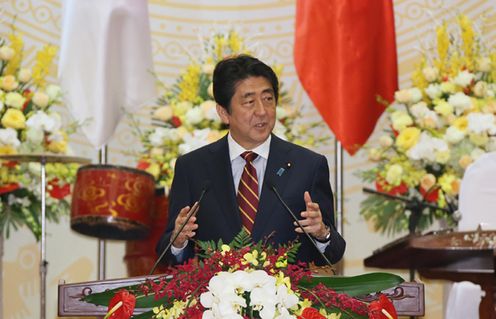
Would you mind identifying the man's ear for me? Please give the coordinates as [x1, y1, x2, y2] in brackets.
[216, 104, 230, 124]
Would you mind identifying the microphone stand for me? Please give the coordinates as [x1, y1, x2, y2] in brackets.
[363, 187, 454, 282]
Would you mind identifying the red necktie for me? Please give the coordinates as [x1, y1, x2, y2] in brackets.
[237, 151, 259, 234]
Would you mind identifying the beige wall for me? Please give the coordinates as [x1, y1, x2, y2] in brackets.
[2, 0, 496, 318]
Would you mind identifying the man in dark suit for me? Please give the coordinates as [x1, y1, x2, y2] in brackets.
[156, 55, 345, 266]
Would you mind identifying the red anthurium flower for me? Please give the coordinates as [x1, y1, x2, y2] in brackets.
[298, 307, 326, 319]
[420, 186, 439, 203]
[368, 294, 398, 319]
[48, 179, 71, 199]
[2, 160, 18, 168]
[171, 115, 182, 128]
[0, 182, 20, 195]
[375, 178, 408, 196]
[105, 289, 136, 319]
[136, 160, 151, 170]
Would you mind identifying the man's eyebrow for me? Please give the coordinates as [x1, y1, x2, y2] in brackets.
[241, 88, 274, 99]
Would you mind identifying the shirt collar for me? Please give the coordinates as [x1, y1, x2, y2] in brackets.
[227, 133, 271, 161]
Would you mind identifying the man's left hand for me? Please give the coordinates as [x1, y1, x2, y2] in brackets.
[295, 191, 328, 239]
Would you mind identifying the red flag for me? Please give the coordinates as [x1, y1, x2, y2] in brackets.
[294, 0, 398, 155]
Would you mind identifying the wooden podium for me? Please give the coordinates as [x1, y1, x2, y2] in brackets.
[364, 229, 496, 319]
[58, 275, 424, 317]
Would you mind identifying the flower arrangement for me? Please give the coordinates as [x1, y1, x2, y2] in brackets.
[0, 30, 78, 240]
[84, 231, 402, 319]
[134, 30, 326, 190]
[359, 15, 496, 234]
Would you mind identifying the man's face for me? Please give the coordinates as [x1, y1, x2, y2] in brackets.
[216, 76, 276, 149]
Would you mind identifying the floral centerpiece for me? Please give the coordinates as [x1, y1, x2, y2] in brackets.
[83, 231, 402, 319]
[0, 30, 77, 240]
[359, 15, 496, 234]
[134, 30, 326, 190]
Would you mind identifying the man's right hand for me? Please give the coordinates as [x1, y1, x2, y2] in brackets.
[171, 204, 199, 248]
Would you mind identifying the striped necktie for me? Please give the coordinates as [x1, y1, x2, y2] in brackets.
[237, 151, 259, 234]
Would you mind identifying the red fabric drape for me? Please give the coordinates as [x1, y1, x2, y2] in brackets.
[294, 0, 398, 155]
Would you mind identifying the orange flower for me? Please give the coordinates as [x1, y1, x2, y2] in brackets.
[368, 294, 397, 319]
[298, 307, 326, 319]
[105, 289, 136, 319]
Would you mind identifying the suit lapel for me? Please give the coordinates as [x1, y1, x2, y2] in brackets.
[252, 135, 292, 240]
[207, 136, 242, 231]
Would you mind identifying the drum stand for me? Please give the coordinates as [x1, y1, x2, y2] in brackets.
[0, 154, 90, 319]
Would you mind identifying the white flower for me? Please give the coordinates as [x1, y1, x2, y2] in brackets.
[444, 126, 465, 144]
[46, 84, 62, 101]
[32, 92, 50, 108]
[152, 106, 173, 122]
[178, 129, 211, 154]
[379, 135, 393, 147]
[184, 106, 204, 125]
[467, 112, 496, 134]
[407, 132, 448, 162]
[425, 83, 443, 100]
[26, 128, 44, 144]
[454, 70, 475, 87]
[476, 57, 491, 72]
[4, 92, 25, 109]
[394, 88, 422, 104]
[410, 102, 429, 118]
[448, 92, 472, 115]
[473, 81, 489, 97]
[26, 111, 61, 133]
[391, 111, 412, 131]
[0, 128, 20, 147]
[422, 67, 439, 82]
[18, 68, 32, 82]
[200, 100, 218, 121]
[148, 127, 180, 147]
[0, 46, 15, 60]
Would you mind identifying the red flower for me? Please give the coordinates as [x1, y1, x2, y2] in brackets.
[136, 160, 150, 170]
[298, 307, 326, 319]
[375, 178, 408, 196]
[0, 183, 20, 195]
[420, 186, 439, 203]
[2, 160, 18, 168]
[368, 294, 397, 319]
[106, 289, 136, 319]
[171, 116, 182, 128]
[48, 179, 71, 199]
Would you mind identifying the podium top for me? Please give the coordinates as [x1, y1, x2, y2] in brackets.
[0, 153, 91, 164]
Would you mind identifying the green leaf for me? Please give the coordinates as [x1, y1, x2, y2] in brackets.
[299, 272, 404, 297]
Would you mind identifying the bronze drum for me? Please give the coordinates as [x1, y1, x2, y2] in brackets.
[71, 164, 155, 240]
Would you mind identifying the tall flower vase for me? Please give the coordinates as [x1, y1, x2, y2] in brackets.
[124, 188, 169, 276]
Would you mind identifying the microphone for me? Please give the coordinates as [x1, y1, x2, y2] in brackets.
[266, 179, 334, 269]
[149, 180, 210, 275]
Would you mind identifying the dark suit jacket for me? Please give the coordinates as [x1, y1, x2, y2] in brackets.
[156, 134, 346, 265]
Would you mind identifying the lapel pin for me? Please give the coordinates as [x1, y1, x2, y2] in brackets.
[276, 168, 285, 176]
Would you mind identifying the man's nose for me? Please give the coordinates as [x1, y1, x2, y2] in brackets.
[254, 99, 267, 115]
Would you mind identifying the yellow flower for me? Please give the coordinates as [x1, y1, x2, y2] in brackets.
[435, 150, 450, 164]
[275, 254, 288, 268]
[439, 173, 459, 195]
[47, 139, 68, 153]
[243, 250, 259, 266]
[469, 133, 489, 146]
[177, 64, 201, 102]
[385, 164, 403, 186]
[1, 75, 19, 91]
[434, 100, 453, 116]
[0, 145, 17, 155]
[5, 92, 26, 109]
[1, 108, 26, 129]
[275, 271, 291, 288]
[4, 34, 23, 76]
[390, 111, 412, 131]
[395, 127, 420, 150]
[458, 154, 473, 169]
[146, 162, 161, 179]
[452, 116, 468, 131]
[32, 44, 57, 88]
